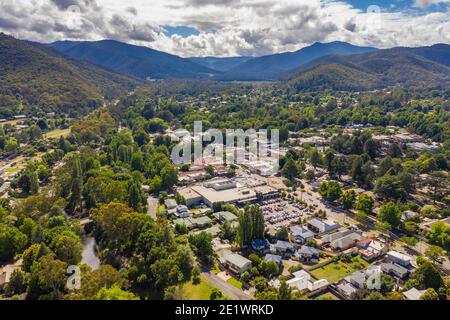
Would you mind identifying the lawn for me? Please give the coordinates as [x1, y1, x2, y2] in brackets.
[227, 277, 243, 290]
[157, 204, 167, 215]
[310, 256, 369, 284]
[182, 278, 216, 300]
[45, 128, 71, 139]
[315, 292, 339, 300]
[5, 167, 20, 174]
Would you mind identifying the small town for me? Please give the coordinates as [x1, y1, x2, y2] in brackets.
[0, 1, 449, 312]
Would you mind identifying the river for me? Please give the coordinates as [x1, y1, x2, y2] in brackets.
[81, 236, 100, 270]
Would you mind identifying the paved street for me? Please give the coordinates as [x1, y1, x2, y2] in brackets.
[202, 271, 252, 300]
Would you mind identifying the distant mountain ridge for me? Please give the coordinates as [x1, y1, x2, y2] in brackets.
[217, 41, 378, 81]
[0, 33, 139, 116]
[288, 44, 450, 91]
[188, 56, 253, 72]
[50, 40, 220, 80]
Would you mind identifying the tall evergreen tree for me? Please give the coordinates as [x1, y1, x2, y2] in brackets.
[69, 156, 83, 212]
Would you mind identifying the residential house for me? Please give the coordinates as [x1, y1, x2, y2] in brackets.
[0, 260, 22, 289]
[218, 250, 252, 274]
[403, 288, 426, 300]
[176, 205, 190, 218]
[213, 211, 238, 223]
[287, 270, 329, 293]
[290, 225, 314, 245]
[401, 210, 420, 222]
[264, 254, 283, 267]
[386, 251, 412, 267]
[295, 246, 320, 262]
[273, 240, 295, 256]
[322, 229, 354, 244]
[358, 239, 389, 261]
[251, 239, 270, 253]
[165, 199, 177, 210]
[380, 262, 409, 279]
[190, 216, 213, 229]
[330, 232, 362, 251]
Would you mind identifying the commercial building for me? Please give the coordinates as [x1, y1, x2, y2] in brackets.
[307, 218, 341, 234]
[179, 179, 279, 208]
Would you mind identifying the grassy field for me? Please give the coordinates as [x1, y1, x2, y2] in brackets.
[227, 277, 243, 290]
[310, 256, 369, 284]
[5, 167, 20, 174]
[181, 278, 216, 300]
[45, 128, 71, 139]
[315, 292, 339, 300]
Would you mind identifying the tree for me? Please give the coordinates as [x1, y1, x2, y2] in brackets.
[128, 181, 142, 212]
[378, 202, 402, 228]
[75, 265, 128, 299]
[364, 291, 386, 300]
[420, 288, 439, 300]
[0, 225, 27, 261]
[380, 274, 395, 294]
[351, 156, 364, 182]
[387, 143, 403, 158]
[428, 171, 448, 205]
[5, 269, 26, 296]
[250, 205, 265, 240]
[275, 227, 289, 241]
[205, 165, 215, 177]
[427, 222, 450, 250]
[375, 173, 407, 201]
[406, 262, 444, 291]
[189, 232, 213, 265]
[29, 254, 68, 299]
[161, 165, 178, 190]
[68, 155, 83, 212]
[277, 281, 292, 300]
[130, 152, 144, 171]
[425, 245, 444, 265]
[95, 285, 139, 300]
[281, 157, 299, 180]
[50, 234, 83, 265]
[341, 190, 356, 209]
[253, 276, 269, 292]
[318, 181, 342, 203]
[420, 205, 439, 219]
[377, 156, 394, 177]
[309, 148, 321, 171]
[355, 194, 374, 215]
[363, 138, 379, 159]
[210, 288, 224, 300]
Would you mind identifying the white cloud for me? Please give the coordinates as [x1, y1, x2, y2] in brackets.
[0, 0, 449, 57]
[414, 0, 450, 9]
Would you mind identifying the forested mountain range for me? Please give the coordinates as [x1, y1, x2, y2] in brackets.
[0, 33, 139, 117]
[288, 44, 450, 92]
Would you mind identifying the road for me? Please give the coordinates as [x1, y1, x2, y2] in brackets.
[202, 271, 252, 300]
[147, 196, 159, 221]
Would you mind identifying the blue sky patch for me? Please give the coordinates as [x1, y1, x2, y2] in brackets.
[163, 25, 200, 37]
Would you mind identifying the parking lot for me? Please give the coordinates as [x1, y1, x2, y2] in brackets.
[260, 198, 312, 231]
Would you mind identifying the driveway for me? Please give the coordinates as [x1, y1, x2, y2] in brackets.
[147, 196, 159, 221]
[202, 271, 252, 300]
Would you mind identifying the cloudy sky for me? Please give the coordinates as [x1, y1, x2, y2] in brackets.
[0, 0, 449, 57]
